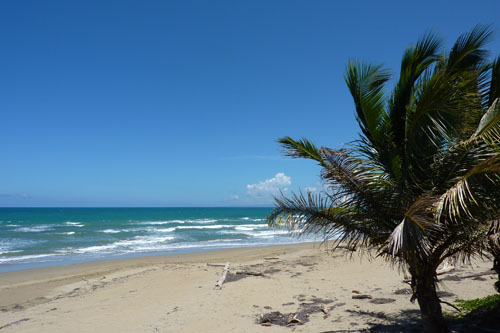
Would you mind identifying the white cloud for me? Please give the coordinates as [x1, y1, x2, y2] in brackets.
[304, 187, 318, 193]
[246, 173, 291, 197]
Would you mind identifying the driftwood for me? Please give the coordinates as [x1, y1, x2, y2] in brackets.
[437, 266, 455, 275]
[320, 304, 330, 319]
[214, 262, 230, 290]
[437, 259, 456, 275]
[235, 271, 264, 276]
[264, 257, 279, 260]
[436, 270, 496, 282]
[286, 315, 304, 325]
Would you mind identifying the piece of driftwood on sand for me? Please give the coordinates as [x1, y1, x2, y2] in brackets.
[214, 262, 230, 290]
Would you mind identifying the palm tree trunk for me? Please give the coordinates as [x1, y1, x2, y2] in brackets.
[414, 274, 449, 333]
[493, 256, 500, 293]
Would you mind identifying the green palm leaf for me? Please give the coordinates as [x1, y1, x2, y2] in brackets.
[447, 24, 493, 73]
[277, 136, 323, 164]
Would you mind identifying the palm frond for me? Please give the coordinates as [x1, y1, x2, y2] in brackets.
[489, 55, 500, 106]
[268, 191, 392, 251]
[472, 98, 500, 146]
[437, 155, 500, 222]
[405, 71, 485, 190]
[447, 24, 493, 73]
[385, 197, 437, 261]
[319, 147, 400, 227]
[389, 32, 441, 158]
[277, 137, 323, 164]
[427, 139, 496, 194]
[345, 61, 391, 147]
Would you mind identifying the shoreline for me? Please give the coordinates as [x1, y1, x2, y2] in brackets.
[0, 242, 320, 312]
[0, 239, 317, 274]
[0, 242, 496, 332]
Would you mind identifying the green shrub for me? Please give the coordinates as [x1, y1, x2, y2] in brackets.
[454, 294, 500, 312]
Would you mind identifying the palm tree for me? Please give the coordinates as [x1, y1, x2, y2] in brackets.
[480, 56, 500, 295]
[268, 26, 500, 332]
[484, 56, 500, 294]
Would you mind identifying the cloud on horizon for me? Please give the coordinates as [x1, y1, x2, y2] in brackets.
[246, 172, 291, 197]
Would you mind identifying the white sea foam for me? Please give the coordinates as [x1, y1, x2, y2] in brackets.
[247, 229, 290, 238]
[205, 238, 244, 243]
[140, 220, 181, 225]
[235, 226, 255, 231]
[239, 224, 267, 228]
[185, 219, 217, 223]
[137, 218, 219, 226]
[72, 235, 175, 254]
[240, 217, 265, 222]
[176, 225, 230, 230]
[65, 222, 84, 227]
[0, 253, 56, 264]
[154, 227, 176, 233]
[14, 225, 54, 233]
[101, 229, 121, 233]
[0, 239, 42, 250]
[222, 224, 268, 232]
[72, 244, 116, 253]
[58, 232, 75, 235]
[0, 250, 23, 255]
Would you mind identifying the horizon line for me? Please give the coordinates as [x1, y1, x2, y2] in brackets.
[0, 206, 275, 209]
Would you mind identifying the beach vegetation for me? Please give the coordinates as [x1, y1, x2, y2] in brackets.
[454, 294, 500, 313]
[268, 25, 500, 332]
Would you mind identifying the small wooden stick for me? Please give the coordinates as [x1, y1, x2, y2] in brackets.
[214, 262, 230, 290]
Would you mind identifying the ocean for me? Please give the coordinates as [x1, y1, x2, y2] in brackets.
[0, 207, 311, 273]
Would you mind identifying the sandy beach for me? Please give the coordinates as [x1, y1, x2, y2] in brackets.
[0, 242, 496, 332]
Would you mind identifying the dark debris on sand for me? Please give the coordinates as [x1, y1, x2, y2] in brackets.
[440, 275, 463, 281]
[258, 297, 336, 327]
[369, 298, 396, 304]
[224, 272, 247, 283]
[258, 311, 292, 326]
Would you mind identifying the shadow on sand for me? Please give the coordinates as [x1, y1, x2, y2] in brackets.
[321, 303, 500, 332]
[320, 309, 422, 333]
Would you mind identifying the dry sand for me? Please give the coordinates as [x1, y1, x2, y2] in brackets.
[0, 242, 496, 332]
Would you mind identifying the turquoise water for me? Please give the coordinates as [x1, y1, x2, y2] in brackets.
[0, 208, 308, 272]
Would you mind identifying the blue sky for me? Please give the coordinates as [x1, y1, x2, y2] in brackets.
[1, 0, 500, 207]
